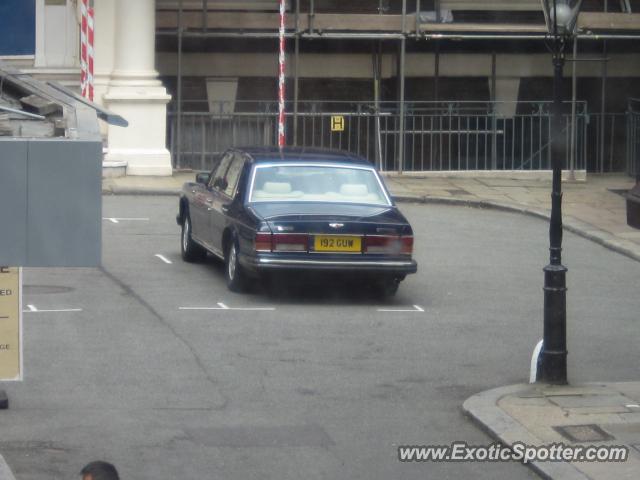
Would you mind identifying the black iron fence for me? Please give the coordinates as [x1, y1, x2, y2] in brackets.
[627, 99, 640, 177]
[169, 100, 591, 173]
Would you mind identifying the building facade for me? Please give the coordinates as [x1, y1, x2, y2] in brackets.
[2, 0, 640, 176]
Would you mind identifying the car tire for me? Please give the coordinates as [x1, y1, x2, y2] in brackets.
[373, 277, 401, 298]
[181, 214, 207, 262]
[225, 238, 247, 292]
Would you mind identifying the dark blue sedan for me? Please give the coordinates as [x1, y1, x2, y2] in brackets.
[177, 148, 417, 296]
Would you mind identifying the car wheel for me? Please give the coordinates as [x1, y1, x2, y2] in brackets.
[181, 215, 206, 262]
[225, 238, 247, 292]
[373, 277, 401, 298]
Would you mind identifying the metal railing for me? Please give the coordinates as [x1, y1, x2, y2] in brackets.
[628, 99, 640, 177]
[168, 100, 589, 173]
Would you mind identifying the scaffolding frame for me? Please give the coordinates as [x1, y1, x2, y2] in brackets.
[165, 0, 640, 171]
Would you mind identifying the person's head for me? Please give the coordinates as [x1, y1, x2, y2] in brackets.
[80, 461, 120, 480]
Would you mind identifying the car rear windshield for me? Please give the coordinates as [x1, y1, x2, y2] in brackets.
[249, 164, 391, 206]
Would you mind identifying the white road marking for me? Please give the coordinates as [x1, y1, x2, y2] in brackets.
[155, 254, 173, 264]
[179, 303, 275, 312]
[377, 305, 425, 313]
[0, 453, 17, 480]
[626, 404, 640, 409]
[103, 217, 149, 224]
[24, 304, 82, 313]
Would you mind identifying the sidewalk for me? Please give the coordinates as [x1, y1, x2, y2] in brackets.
[103, 170, 640, 479]
[463, 383, 640, 480]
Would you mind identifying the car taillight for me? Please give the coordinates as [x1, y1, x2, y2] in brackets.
[272, 234, 309, 252]
[365, 235, 413, 255]
[255, 233, 273, 252]
[401, 236, 413, 255]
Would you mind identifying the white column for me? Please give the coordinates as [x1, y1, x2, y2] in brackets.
[92, 0, 116, 137]
[103, 0, 172, 176]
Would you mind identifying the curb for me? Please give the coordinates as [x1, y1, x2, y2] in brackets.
[462, 384, 590, 480]
[393, 195, 640, 263]
[102, 186, 181, 196]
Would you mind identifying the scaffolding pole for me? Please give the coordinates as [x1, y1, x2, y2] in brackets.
[570, 37, 578, 179]
[398, 0, 407, 174]
[176, 0, 183, 168]
[293, 0, 300, 146]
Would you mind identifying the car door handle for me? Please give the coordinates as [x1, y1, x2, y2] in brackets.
[221, 204, 230, 214]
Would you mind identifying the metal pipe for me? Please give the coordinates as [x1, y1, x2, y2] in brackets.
[569, 37, 578, 180]
[309, 0, 315, 35]
[600, 1, 609, 173]
[0, 105, 46, 120]
[373, 42, 383, 170]
[293, 0, 300, 146]
[398, 0, 407, 174]
[491, 51, 498, 169]
[176, 0, 183, 168]
[157, 30, 640, 41]
[202, 0, 208, 31]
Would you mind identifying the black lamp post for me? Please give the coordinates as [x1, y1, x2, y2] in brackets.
[538, 0, 583, 385]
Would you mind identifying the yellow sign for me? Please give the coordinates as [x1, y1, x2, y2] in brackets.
[0, 267, 22, 381]
[331, 116, 345, 132]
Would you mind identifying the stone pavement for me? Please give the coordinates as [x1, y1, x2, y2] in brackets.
[103, 170, 640, 479]
[463, 383, 640, 480]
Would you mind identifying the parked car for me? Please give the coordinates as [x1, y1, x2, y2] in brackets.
[177, 147, 417, 296]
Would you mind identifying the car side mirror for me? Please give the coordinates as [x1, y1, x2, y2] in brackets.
[195, 172, 210, 185]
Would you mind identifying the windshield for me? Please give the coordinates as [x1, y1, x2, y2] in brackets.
[249, 164, 390, 206]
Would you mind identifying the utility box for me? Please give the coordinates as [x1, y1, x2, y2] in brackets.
[0, 62, 126, 267]
[0, 139, 102, 266]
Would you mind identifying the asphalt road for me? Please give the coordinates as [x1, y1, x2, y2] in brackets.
[1, 196, 639, 479]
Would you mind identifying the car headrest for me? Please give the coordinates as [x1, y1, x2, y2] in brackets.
[263, 182, 292, 194]
[340, 184, 368, 196]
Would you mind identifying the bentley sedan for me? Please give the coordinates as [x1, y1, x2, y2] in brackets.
[177, 148, 417, 296]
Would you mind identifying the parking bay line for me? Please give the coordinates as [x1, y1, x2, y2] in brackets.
[377, 305, 425, 313]
[24, 304, 83, 313]
[103, 217, 149, 224]
[180, 302, 275, 312]
[155, 254, 173, 264]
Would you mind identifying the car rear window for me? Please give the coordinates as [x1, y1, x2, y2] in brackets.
[249, 164, 390, 206]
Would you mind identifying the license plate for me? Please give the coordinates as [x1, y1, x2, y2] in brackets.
[314, 235, 361, 252]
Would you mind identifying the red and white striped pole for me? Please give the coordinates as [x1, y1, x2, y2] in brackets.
[80, 0, 94, 101]
[277, 0, 287, 148]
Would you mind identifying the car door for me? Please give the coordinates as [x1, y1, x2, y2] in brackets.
[209, 153, 246, 253]
[192, 153, 232, 247]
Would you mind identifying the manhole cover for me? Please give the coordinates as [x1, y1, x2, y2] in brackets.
[24, 285, 74, 295]
[553, 424, 615, 443]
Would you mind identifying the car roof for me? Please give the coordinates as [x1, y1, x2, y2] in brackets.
[233, 147, 373, 167]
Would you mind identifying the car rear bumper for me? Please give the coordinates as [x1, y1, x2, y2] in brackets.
[240, 253, 417, 275]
